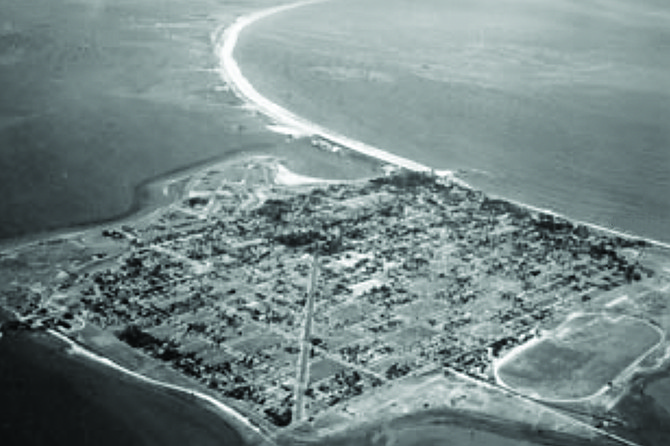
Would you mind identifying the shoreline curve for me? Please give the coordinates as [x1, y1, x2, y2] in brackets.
[213, 0, 434, 175]
[48, 329, 276, 446]
[213, 0, 670, 250]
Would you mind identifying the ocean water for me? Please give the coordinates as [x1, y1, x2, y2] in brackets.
[1, 1, 668, 445]
[0, 0, 283, 242]
[0, 331, 246, 446]
[234, 0, 670, 243]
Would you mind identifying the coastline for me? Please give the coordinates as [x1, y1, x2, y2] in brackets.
[0, 155, 379, 446]
[0, 153, 220, 253]
[0, 0, 382, 245]
[1, 0, 665, 253]
[0, 1, 380, 444]
[2, 1, 670, 446]
[0, 267, 276, 446]
[219, 0, 670, 251]
[6, 153, 666, 445]
[0, 326, 260, 446]
[47, 328, 277, 446]
[214, 0, 434, 175]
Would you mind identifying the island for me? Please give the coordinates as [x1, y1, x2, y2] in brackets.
[2, 153, 670, 446]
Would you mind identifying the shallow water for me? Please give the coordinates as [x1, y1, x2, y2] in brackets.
[613, 367, 670, 446]
[235, 0, 670, 243]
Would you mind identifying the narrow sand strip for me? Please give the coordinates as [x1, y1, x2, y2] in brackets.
[214, 0, 434, 174]
[274, 163, 341, 186]
[48, 329, 276, 446]
[213, 0, 670, 250]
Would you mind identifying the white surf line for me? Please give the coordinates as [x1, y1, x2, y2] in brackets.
[213, 0, 670, 251]
[499, 195, 670, 250]
[214, 0, 433, 175]
[48, 329, 277, 446]
[273, 163, 342, 186]
[605, 294, 630, 308]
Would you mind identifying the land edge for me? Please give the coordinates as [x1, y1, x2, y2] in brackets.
[0, 158, 654, 446]
[1, 1, 668, 445]
[48, 328, 278, 446]
[216, 0, 670, 251]
[0, 144, 281, 253]
[0, 289, 278, 446]
[0, 154, 381, 446]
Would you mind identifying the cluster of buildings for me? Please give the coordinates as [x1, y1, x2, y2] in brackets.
[1, 164, 651, 429]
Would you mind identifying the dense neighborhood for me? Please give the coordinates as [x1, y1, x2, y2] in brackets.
[0, 158, 665, 435]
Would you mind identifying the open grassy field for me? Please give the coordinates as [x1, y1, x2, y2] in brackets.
[496, 313, 663, 401]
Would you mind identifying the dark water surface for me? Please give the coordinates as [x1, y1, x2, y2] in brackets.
[235, 0, 670, 243]
[0, 0, 281, 242]
[647, 376, 670, 414]
[609, 366, 670, 446]
[0, 331, 563, 446]
[0, 331, 246, 446]
[1, 0, 669, 445]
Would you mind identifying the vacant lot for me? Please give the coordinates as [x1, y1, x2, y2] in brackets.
[496, 313, 663, 400]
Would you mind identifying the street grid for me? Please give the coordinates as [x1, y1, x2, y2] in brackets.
[2, 159, 668, 434]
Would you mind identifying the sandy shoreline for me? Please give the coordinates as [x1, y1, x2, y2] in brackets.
[214, 0, 434, 175]
[47, 329, 276, 446]
[0, 326, 266, 446]
[1, 1, 669, 446]
[5, 152, 658, 446]
[219, 0, 670, 251]
[0, 156, 376, 446]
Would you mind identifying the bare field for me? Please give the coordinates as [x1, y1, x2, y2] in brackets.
[496, 313, 663, 401]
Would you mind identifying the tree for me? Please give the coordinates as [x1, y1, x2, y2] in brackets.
[264, 407, 292, 427]
[117, 324, 158, 349]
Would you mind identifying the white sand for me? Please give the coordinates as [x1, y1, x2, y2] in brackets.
[213, 0, 670, 251]
[273, 163, 339, 186]
[50, 329, 275, 445]
[214, 0, 433, 174]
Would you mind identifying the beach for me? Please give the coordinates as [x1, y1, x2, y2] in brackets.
[0, 0, 377, 244]
[4, 155, 643, 446]
[233, 0, 670, 244]
[0, 326, 253, 446]
[2, 0, 670, 445]
[0, 0, 379, 444]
